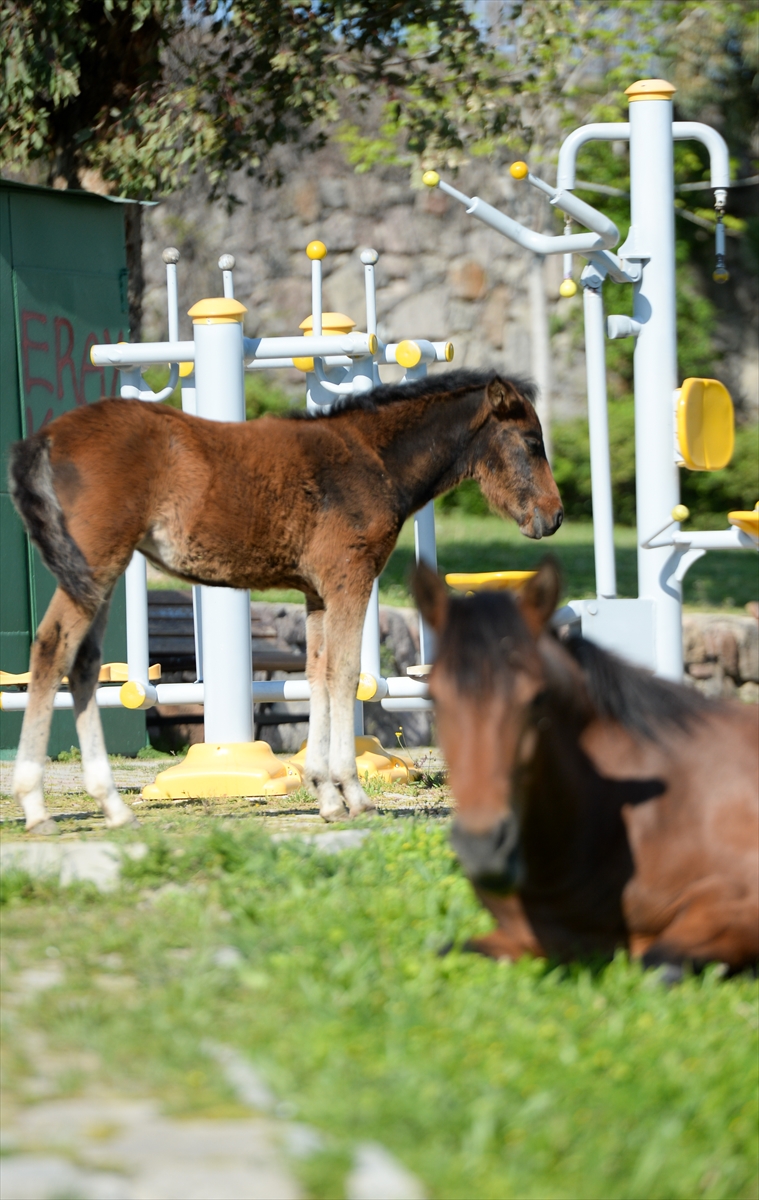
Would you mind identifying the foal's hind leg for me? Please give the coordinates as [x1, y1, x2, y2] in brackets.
[13, 588, 93, 833]
[68, 597, 136, 829]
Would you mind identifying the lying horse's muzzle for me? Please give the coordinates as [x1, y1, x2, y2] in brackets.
[450, 814, 523, 894]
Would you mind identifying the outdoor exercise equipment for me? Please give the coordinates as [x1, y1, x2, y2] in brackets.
[422, 78, 757, 679]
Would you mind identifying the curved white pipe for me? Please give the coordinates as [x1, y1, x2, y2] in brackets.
[557, 123, 631, 190]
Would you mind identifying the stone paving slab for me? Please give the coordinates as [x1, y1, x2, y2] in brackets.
[0, 841, 148, 890]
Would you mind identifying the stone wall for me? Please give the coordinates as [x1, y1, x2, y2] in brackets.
[142, 145, 758, 423]
[683, 614, 759, 702]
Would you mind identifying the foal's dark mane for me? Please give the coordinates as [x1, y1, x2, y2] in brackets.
[290, 369, 538, 418]
[439, 588, 712, 742]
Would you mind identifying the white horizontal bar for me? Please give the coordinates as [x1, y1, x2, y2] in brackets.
[381, 698, 435, 712]
[90, 341, 194, 367]
[0, 687, 126, 712]
[672, 528, 756, 551]
[243, 333, 375, 360]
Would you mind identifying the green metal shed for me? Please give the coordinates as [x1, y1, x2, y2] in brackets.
[1, 179, 145, 758]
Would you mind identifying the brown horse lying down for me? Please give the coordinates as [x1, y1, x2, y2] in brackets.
[8, 370, 562, 831]
[414, 561, 759, 972]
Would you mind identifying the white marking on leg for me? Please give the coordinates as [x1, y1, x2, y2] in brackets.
[77, 697, 135, 828]
[325, 598, 374, 817]
[12, 760, 48, 830]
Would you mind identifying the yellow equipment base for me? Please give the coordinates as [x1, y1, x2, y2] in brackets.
[142, 741, 303, 801]
[288, 735, 417, 784]
[728, 504, 759, 538]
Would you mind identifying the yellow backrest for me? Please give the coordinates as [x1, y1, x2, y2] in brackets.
[676, 378, 734, 471]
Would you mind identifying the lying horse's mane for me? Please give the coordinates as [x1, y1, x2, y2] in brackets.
[294, 369, 538, 417]
[564, 634, 712, 742]
[437, 588, 713, 742]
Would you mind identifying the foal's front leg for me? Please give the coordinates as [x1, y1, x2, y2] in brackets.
[325, 592, 375, 819]
[68, 598, 136, 829]
[303, 600, 347, 821]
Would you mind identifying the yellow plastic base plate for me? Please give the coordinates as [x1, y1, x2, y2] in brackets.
[445, 571, 538, 592]
[142, 741, 303, 801]
[728, 505, 759, 538]
[288, 735, 417, 785]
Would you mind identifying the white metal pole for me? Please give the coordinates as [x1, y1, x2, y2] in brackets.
[628, 82, 683, 679]
[582, 279, 617, 598]
[219, 254, 235, 299]
[414, 501, 439, 663]
[125, 551, 150, 685]
[192, 305, 253, 743]
[528, 254, 553, 463]
[180, 365, 203, 682]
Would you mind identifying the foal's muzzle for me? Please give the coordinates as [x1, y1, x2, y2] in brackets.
[450, 815, 523, 893]
[520, 506, 564, 539]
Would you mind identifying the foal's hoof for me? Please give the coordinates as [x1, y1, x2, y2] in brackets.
[26, 817, 59, 837]
[348, 800, 377, 819]
[320, 803, 349, 824]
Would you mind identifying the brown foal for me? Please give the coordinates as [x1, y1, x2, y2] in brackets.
[414, 561, 758, 972]
[9, 370, 562, 831]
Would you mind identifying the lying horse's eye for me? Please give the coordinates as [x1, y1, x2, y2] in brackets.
[524, 435, 544, 455]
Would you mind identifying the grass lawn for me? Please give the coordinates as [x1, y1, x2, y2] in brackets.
[241, 514, 758, 613]
[2, 810, 757, 1199]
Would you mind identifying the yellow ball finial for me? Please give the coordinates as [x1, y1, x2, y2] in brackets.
[510, 161, 529, 180]
[672, 505, 690, 522]
[306, 240, 327, 260]
[396, 340, 422, 369]
[422, 170, 440, 188]
[559, 278, 578, 298]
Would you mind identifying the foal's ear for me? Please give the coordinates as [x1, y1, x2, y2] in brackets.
[518, 557, 561, 636]
[411, 563, 449, 633]
[486, 377, 525, 417]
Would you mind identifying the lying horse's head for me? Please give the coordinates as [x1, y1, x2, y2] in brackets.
[413, 559, 565, 887]
[471, 377, 562, 539]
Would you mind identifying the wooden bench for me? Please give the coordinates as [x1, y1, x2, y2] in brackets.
[147, 590, 307, 741]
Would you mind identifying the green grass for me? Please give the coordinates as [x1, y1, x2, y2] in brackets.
[244, 514, 757, 612]
[2, 819, 757, 1199]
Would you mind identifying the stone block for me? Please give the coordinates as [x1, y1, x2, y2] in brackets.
[323, 259, 366, 324]
[322, 210, 358, 252]
[738, 621, 759, 682]
[703, 623, 740, 678]
[446, 299, 478, 332]
[291, 178, 321, 223]
[320, 177, 347, 208]
[481, 286, 511, 348]
[449, 257, 487, 301]
[383, 286, 449, 341]
[738, 681, 759, 703]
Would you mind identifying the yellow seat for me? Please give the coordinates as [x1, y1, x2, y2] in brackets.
[728, 503, 759, 538]
[676, 378, 734, 471]
[0, 662, 161, 688]
[445, 571, 538, 593]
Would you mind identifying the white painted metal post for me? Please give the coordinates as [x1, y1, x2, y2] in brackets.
[414, 501, 438, 663]
[125, 552, 150, 685]
[582, 277, 617, 598]
[357, 577, 383, 735]
[528, 254, 553, 463]
[219, 254, 235, 299]
[191, 302, 253, 743]
[179, 365, 203, 682]
[628, 83, 683, 679]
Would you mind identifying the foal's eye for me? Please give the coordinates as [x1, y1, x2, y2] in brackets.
[524, 435, 543, 455]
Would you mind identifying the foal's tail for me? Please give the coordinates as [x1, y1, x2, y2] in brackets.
[8, 433, 100, 612]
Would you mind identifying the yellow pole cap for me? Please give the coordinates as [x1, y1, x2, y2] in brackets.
[179, 362, 194, 378]
[120, 680, 148, 709]
[187, 298, 247, 324]
[299, 312, 356, 335]
[396, 340, 422, 369]
[559, 278, 578, 298]
[306, 240, 327, 260]
[713, 268, 730, 283]
[625, 79, 676, 102]
[510, 162, 529, 180]
[357, 673, 378, 701]
[671, 505, 690, 522]
[422, 171, 440, 188]
[443, 341, 454, 362]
